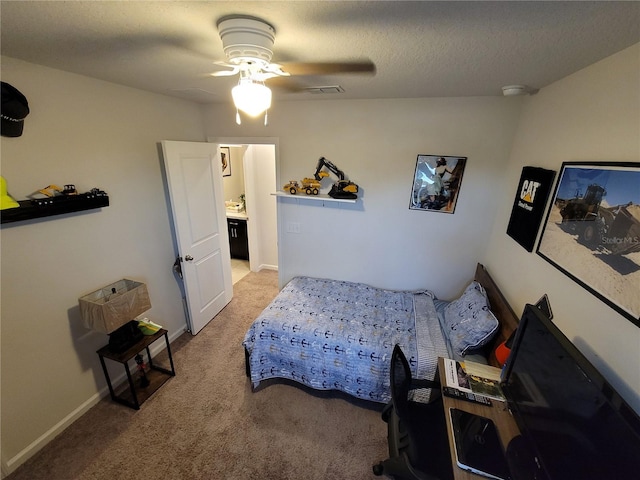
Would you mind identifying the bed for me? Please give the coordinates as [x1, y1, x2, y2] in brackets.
[243, 263, 518, 404]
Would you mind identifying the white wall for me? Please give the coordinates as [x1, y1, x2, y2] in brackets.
[203, 97, 524, 297]
[0, 56, 204, 471]
[483, 44, 640, 413]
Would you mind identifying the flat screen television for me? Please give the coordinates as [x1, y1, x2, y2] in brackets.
[500, 304, 640, 480]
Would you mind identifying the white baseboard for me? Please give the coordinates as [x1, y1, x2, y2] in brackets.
[3, 328, 184, 475]
[4, 390, 104, 474]
[257, 264, 278, 271]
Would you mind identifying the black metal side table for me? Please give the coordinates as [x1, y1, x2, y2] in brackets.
[97, 328, 176, 410]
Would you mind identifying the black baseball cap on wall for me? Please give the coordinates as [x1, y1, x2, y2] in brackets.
[1, 81, 30, 137]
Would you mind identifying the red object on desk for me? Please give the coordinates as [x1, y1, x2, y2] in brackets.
[495, 341, 511, 367]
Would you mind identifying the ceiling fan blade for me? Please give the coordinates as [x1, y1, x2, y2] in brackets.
[210, 70, 238, 77]
[279, 61, 376, 76]
[265, 76, 308, 93]
[262, 63, 290, 77]
[210, 61, 241, 77]
[253, 71, 281, 82]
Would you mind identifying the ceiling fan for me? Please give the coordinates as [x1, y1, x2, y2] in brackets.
[211, 15, 375, 124]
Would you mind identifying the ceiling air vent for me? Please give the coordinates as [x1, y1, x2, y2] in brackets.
[304, 86, 345, 94]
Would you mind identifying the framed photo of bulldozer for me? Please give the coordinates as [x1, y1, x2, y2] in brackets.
[537, 161, 640, 326]
[409, 155, 467, 213]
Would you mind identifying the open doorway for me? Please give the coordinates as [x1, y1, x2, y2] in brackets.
[214, 138, 279, 284]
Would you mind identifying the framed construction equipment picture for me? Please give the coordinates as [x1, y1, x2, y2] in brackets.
[221, 147, 231, 177]
[537, 161, 640, 326]
[409, 155, 467, 213]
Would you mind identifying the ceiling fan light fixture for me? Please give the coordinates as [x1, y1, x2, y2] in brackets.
[232, 78, 272, 117]
[502, 85, 530, 96]
[217, 17, 275, 65]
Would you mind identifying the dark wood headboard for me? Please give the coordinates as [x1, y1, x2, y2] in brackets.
[474, 263, 519, 367]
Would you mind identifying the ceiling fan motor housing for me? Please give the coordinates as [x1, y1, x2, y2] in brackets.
[217, 17, 276, 66]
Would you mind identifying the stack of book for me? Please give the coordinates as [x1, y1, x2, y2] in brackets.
[442, 358, 505, 401]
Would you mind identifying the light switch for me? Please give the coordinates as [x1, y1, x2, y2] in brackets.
[286, 222, 301, 234]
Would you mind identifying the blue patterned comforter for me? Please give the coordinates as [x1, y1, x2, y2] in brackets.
[242, 276, 449, 403]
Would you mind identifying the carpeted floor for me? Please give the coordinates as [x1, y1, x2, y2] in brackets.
[7, 270, 388, 480]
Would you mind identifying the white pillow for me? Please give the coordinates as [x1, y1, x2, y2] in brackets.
[443, 281, 499, 356]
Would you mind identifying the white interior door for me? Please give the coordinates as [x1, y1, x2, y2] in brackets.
[161, 140, 233, 335]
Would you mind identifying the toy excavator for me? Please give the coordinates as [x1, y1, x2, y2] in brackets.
[313, 157, 359, 199]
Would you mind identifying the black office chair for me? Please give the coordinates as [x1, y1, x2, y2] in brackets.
[373, 345, 453, 480]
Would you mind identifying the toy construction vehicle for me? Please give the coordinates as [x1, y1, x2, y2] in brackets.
[283, 177, 322, 195]
[313, 157, 359, 199]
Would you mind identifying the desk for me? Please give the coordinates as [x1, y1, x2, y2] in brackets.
[438, 357, 520, 480]
[97, 328, 175, 410]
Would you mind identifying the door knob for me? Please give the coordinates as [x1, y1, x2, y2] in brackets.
[184, 255, 194, 261]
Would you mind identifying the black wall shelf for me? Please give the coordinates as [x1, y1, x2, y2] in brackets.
[1, 193, 109, 225]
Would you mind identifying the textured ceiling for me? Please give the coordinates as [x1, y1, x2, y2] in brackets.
[1, 1, 639, 104]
